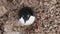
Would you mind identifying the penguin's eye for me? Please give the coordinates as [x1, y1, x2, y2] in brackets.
[22, 15, 24, 17]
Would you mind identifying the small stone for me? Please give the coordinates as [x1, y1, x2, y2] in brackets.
[0, 6, 8, 17]
[53, 24, 57, 27]
[55, 19, 58, 22]
[51, 0, 57, 4]
[4, 32, 21, 34]
[44, 2, 49, 6]
[49, 26, 53, 29]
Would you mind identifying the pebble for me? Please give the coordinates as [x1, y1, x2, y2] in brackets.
[0, 6, 8, 17]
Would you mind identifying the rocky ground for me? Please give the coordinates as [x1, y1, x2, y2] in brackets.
[0, 0, 60, 34]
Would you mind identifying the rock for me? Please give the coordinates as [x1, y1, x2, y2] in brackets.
[0, 6, 8, 17]
[4, 32, 21, 34]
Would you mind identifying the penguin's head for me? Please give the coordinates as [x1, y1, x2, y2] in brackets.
[18, 7, 35, 26]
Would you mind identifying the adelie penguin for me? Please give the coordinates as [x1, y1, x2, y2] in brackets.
[18, 7, 35, 26]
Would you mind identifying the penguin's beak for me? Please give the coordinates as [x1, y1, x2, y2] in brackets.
[18, 16, 35, 26]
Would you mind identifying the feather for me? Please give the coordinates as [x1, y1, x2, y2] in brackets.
[19, 16, 35, 26]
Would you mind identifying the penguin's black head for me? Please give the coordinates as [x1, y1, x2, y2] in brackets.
[18, 7, 35, 22]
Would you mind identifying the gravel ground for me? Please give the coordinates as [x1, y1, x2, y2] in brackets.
[0, 0, 60, 34]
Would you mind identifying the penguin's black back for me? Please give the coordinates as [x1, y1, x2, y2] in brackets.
[18, 7, 34, 22]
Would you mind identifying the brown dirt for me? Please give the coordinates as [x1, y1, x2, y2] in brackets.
[0, 0, 60, 34]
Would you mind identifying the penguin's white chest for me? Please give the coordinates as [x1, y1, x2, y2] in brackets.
[19, 16, 35, 26]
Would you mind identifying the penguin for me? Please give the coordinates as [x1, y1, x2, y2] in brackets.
[18, 7, 35, 26]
